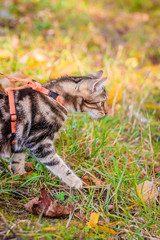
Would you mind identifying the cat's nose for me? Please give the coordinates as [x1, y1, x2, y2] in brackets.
[100, 111, 107, 118]
[103, 113, 107, 118]
[97, 113, 107, 121]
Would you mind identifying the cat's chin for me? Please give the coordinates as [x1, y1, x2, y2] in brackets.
[88, 112, 106, 119]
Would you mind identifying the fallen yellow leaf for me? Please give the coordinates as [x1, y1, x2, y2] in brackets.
[89, 212, 100, 228]
[125, 57, 139, 68]
[98, 226, 117, 235]
[88, 212, 117, 235]
[142, 104, 160, 110]
[43, 227, 58, 232]
[136, 180, 159, 204]
[0, 49, 13, 59]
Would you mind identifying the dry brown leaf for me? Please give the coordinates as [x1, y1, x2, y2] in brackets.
[136, 180, 159, 204]
[99, 218, 110, 225]
[19, 54, 29, 64]
[108, 205, 114, 211]
[30, 49, 49, 62]
[25, 162, 34, 172]
[82, 176, 92, 186]
[89, 176, 106, 186]
[11, 35, 19, 49]
[134, 212, 140, 218]
[74, 212, 86, 221]
[82, 175, 107, 187]
[148, 160, 159, 166]
[19, 49, 49, 64]
[21, 170, 36, 178]
[154, 167, 160, 173]
[24, 188, 74, 218]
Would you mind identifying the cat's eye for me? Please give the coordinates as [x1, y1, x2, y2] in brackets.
[85, 100, 99, 105]
[85, 100, 93, 104]
[84, 100, 105, 109]
[101, 102, 104, 107]
[84, 100, 95, 105]
[100, 102, 106, 109]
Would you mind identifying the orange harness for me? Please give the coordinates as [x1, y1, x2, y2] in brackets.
[0, 72, 63, 145]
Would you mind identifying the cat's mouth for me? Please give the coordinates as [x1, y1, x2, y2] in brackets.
[88, 111, 107, 119]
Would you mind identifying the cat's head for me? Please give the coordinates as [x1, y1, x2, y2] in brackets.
[51, 71, 108, 119]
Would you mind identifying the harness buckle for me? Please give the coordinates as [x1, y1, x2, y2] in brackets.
[29, 81, 42, 91]
[48, 90, 59, 99]
[10, 113, 17, 122]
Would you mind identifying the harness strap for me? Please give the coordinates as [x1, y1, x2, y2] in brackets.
[0, 72, 56, 97]
[8, 91, 17, 144]
[0, 72, 64, 146]
[5, 80, 50, 95]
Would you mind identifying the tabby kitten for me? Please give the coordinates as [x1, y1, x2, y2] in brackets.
[0, 70, 107, 188]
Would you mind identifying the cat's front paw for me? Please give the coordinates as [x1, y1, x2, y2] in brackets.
[73, 177, 83, 189]
[64, 174, 83, 189]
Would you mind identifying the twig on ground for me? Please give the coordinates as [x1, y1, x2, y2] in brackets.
[0, 212, 18, 240]
[65, 188, 77, 229]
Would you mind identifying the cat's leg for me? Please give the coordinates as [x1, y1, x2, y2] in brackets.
[27, 139, 82, 188]
[43, 153, 83, 189]
[10, 152, 26, 175]
[0, 142, 11, 159]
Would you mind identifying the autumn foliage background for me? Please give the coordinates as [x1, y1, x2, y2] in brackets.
[0, 0, 160, 239]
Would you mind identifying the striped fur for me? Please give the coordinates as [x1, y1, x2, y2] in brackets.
[0, 71, 107, 188]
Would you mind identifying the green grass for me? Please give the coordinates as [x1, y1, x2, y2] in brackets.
[0, 0, 160, 239]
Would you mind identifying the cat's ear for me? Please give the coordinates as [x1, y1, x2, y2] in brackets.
[85, 70, 103, 79]
[75, 71, 106, 92]
[88, 77, 107, 92]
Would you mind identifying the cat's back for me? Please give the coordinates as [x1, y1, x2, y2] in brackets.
[0, 90, 10, 120]
[0, 90, 10, 144]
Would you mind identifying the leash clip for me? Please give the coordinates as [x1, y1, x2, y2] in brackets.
[28, 80, 42, 91]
